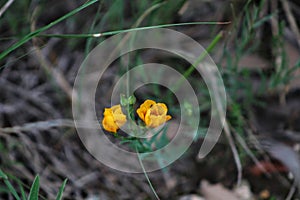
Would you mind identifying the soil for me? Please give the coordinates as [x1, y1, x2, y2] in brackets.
[0, 0, 300, 199]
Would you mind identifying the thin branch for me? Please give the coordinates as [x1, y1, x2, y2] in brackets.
[281, 0, 300, 49]
[233, 129, 271, 177]
[0, 119, 75, 133]
[30, 7, 76, 102]
[285, 181, 296, 200]
[223, 120, 243, 186]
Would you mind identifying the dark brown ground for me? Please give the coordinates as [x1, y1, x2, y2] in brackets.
[1, 0, 300, 199]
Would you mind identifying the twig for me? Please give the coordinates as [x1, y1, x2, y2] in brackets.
[233, 129, 271, 177]
[270, 0, 288, 105]
[285, 181, 296, 200]
[223, 120, 243, 186]
[74, 172, 100, 187]
[0, 78, 61, 117]
[281, 0, 300, 49]
[34, 50, 75, 101]
[270, 0, 279, 34]
[0, 119, 75, 133]
[0, 0, 14, 18]
[30, 7, 76, 102]
[0, 119, 107, 134]
[196, 62, 242, 186]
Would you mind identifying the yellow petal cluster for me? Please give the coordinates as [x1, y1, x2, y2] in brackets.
[137, 100, 171, 128]
[102, 105, 127, 133]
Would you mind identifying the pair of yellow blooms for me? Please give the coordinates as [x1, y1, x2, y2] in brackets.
[102, 100, 172, 133]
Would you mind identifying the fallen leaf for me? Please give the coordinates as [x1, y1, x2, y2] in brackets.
[259, 138, 300, 191]
[200, 180, 239, 200]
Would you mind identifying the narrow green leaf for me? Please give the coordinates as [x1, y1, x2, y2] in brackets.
[0, 169, 8, 179]
[28, 175, 40, 200]
[154, 125, 169, 149]
[253, 12, 276, 29]
[120, 94, 129, 106]
[128, 95, 136, 105]
[56, 179, 68, 200]
[0, 169, 21, 200]
[170, 31, 223, 93]
[119, 139, 136, 145]
[18, 182, 27, 200]
[148, 125, 166, 145]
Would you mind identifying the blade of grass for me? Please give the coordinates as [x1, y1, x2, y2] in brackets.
[253, 12, 276, 29]
[0, 0, 99, 60]
[121, 1, 167, 99]
[0, 169, 21, 200]
[55, 179, 68, 200]
[170, 31, 223, 93]
[28, 175, 39, 200]
[0, 43, 48, 71]
[38, 21, 230, 39]
[84, 2, 103, 57]
[18, 182, 27, 200]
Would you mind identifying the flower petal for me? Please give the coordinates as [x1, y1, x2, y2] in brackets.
[137, 100, 156, 121]
[137, 100, 172, 128]
[102, 104, 127, 133]
[102, 115, 118, 133]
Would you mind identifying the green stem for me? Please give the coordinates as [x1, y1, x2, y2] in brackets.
[136, 148, 160, 200]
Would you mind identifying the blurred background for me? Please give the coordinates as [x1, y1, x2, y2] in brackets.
[0, 0, 300, 199]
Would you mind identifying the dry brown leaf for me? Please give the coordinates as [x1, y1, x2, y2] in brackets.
[200, 180, 239, 200]
[179, 194, 206, 200]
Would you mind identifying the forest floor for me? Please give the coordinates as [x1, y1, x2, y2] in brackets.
[0, 0, 300, 199]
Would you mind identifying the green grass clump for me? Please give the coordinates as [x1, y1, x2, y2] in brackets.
[0, 169, 67, 200]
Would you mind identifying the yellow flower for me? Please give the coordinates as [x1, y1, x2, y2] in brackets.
[137, 100, 172, 128]
[102, 105, 127, 133]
